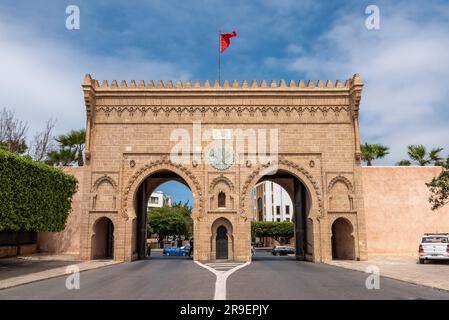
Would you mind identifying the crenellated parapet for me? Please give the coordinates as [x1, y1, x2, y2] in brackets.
[82, 74, 362, 91]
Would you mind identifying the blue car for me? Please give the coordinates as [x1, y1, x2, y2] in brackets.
[163, 246, 189, 256]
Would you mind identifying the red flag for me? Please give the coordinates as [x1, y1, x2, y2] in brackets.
[220, 31, 237, 53]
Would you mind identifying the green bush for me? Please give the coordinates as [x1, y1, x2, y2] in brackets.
[0, 149, 78, 232]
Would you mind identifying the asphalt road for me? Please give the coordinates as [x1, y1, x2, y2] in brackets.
[1, 251, 449, 300]
[228, 251, 449, 300]
[0, 252, 214, 300]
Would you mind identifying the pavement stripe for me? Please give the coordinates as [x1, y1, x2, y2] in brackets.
[195, 261, 250, 300]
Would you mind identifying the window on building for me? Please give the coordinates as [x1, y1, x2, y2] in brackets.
[150, 197, 158, 204]
[286, 218, 290, 222]
[218, 191, 226, 208]
[277, 218, 281, 222]
[276, 206, 280, 215]
[285, 205, 290, 215]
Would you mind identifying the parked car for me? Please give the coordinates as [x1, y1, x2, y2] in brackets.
[271, 246, 295, 256]
[419, 233, 449, 264]
[163, 246, 189, 256]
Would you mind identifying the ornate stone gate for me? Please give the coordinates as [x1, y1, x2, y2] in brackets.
[79, 75, 367, 262]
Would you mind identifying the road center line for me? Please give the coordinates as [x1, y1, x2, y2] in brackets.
[194, 261, 251, 300]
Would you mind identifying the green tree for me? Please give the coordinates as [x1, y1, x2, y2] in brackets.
[0, 108, 28, 154]
[426, 156, 449, 210]
[396, 159, 411, 166]
[407, 145, 443, 166]
[251, 221, 294, 243]
[147, 204, 192, 247]
[48, 129, 86, 166]
[360, 143, 389, 166]
[46, 149, 74, 166]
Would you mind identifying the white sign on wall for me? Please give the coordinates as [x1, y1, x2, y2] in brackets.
[212, 129, 232, 140]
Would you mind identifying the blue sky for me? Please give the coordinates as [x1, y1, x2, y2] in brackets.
[1, 0, 449, 203]
[156, 181, 193, 208]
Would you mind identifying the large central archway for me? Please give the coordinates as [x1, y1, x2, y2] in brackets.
[242, 161, 323, 262]
[251, 170, 314, 260]
[132, 168, 197, 260]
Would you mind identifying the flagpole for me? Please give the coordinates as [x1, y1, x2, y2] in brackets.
[218, 30, 221, 84]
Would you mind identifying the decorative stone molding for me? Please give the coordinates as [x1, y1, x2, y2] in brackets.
[96, 105, 350, 119]
[209, 174, 235, 194]
[240, 159, 323, 220]
[92, 174, 118, 191]
[121, 159, 203, 220]
[327, 175, 354, 193]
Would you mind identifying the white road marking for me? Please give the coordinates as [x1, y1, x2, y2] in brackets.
[195, 261, 251, 300]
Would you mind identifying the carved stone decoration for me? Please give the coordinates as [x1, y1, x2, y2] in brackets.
[92, 174, 118, 191]
[92, 175, 118, 211]
[240, 159, 323, 220]
[309, 160, 315, 168]
[122, 159, 203, 220]
[209, 174, 235, 193]
[130, 160, 136, 168]
[327, 175, 355, 211]
[96, 105, 351, 120]
[327, 175, 354, 193]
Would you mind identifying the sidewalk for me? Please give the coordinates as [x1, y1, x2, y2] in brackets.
[0, 254, 120, 290]
[326, 255, 449, 292]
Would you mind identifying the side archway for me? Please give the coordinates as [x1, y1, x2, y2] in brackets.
[331, 217, 355, 260]
[91, 217, 114, 259]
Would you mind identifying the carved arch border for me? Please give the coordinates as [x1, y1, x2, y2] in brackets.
[209, 174, 235, 193]
[92, 174, 118, 191]
[122, 159, 203, 220]
[327, 175, 354, 193]
[240, 159, 323, 220]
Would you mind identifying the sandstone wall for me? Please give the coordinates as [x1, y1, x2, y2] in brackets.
[363, 166, 449, 256]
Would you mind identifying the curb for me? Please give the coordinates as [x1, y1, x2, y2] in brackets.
[0, 260, 121, 290]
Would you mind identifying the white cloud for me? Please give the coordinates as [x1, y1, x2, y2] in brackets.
[0, 16, 191, 140]
[279, 5, 449, 164]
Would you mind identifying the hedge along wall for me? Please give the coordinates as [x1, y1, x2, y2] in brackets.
[0, 149, 78, 232]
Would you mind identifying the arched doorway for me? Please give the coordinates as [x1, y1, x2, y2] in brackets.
[250, 169, 314, 260]
[331, 218, 355, 260]
[216, 226, 228, 259]
[91, 217, 114, 259]
[211, 217, 234, 260]
[134, 169, 194, 260]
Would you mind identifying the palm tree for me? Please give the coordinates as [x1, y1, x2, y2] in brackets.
[396, 160, 411, 166]
[360, 143, 390, 166]
[46, 149, 75, 166]
[55, 129, 86, 166]
[407, 145, 443, 166]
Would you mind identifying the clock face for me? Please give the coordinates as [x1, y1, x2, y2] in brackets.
[208, 143, 234, 171]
